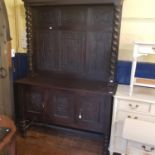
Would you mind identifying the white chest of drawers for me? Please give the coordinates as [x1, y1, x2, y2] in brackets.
[109, 85, 155, 155]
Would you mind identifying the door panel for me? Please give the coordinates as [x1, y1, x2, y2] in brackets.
[75, 93, 111, 133]
[34, 28, 60, 71]
[28, 87, 45, 113]
[60, 31, 85, 73]
[32, 5, 114, 82]
[45, 89, 75, 125]
[26, 87, 45, 121]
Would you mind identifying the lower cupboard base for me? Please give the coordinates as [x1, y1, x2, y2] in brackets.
[15, 81, 114, 155]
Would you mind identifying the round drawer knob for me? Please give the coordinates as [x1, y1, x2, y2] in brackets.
[134, 116, 138, 119]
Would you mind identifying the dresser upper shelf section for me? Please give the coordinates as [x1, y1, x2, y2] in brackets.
[22, 0, 123, 6]
[16, 75, 116, 94]
[23, 1, 123, 84]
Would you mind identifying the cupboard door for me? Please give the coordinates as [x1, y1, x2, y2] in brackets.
[45, 89, 75, 126]
[75, 93, 112, 133]
[26, 87, 46, 121]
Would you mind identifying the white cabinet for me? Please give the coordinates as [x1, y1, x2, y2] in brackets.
[151, 105, 155, 115]
[109, 85, 155, 155]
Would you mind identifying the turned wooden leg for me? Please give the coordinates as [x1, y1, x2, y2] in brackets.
[19, 120, 27, 137]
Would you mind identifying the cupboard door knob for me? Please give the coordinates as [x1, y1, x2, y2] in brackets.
[49, 26, 53, 30]
[42, 104, 45, 109]
[78, 113, 82, 119]
[127, 115, 131, 118]
[135, 105, 139, 108]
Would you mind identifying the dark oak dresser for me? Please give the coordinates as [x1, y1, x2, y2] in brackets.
[15, 0, 123, 154]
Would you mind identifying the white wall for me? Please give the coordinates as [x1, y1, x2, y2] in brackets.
[119, 0, 155, 62]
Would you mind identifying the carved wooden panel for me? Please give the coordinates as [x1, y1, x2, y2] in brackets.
[46, 89, 74, 124]
[77, 97, 100, 122]
[32, 5, 116, 82]
[76, 94, 101, 122]
[60, 31, 85, 73]
[85, 32, 112, 81]
[27, 87, 44, 113]
[87, 6, 114, 31]
[84, 5, 114, 81]
[34, 29, 60, 71]
[60, 6, 86, 27]
[75, 93, 107, 132]
[33, 7, 59, 26]
[53, 96, 71, 117]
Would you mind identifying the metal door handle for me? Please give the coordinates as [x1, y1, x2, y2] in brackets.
[0, 67, 7, 78]
[142, 145, 155, 152]
[128, 104, 139, 109]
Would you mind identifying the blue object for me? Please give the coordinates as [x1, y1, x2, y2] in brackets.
[12, 53, 28, 81]
[116, 61, 155, 85]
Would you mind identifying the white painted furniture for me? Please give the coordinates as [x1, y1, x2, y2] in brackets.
[130, 42, 155, 96]
[109, 85, 155, 155]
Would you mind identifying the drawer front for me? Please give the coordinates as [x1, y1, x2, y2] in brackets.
[117, 99, 150, 113]
[116, 111, 155, 123]
[151, 104, 155, 115]
[127, 141, 155, 155]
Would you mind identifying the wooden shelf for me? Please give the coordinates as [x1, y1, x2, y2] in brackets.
[16, 75, 116, 94]
[134, 78, 155, 88]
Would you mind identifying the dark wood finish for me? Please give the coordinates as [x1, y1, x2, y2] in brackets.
[31, 5, 115, 82]
[25, 87, 45, 122]
[75, 93, 112, 133]
[15, 0, 123, 154]
[23, 0, 123, 6]
[16, 81, 114, 133]
[16, 76, 116, 94]
[25, 3, 123, 82]
[45, 89, 75, 125]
